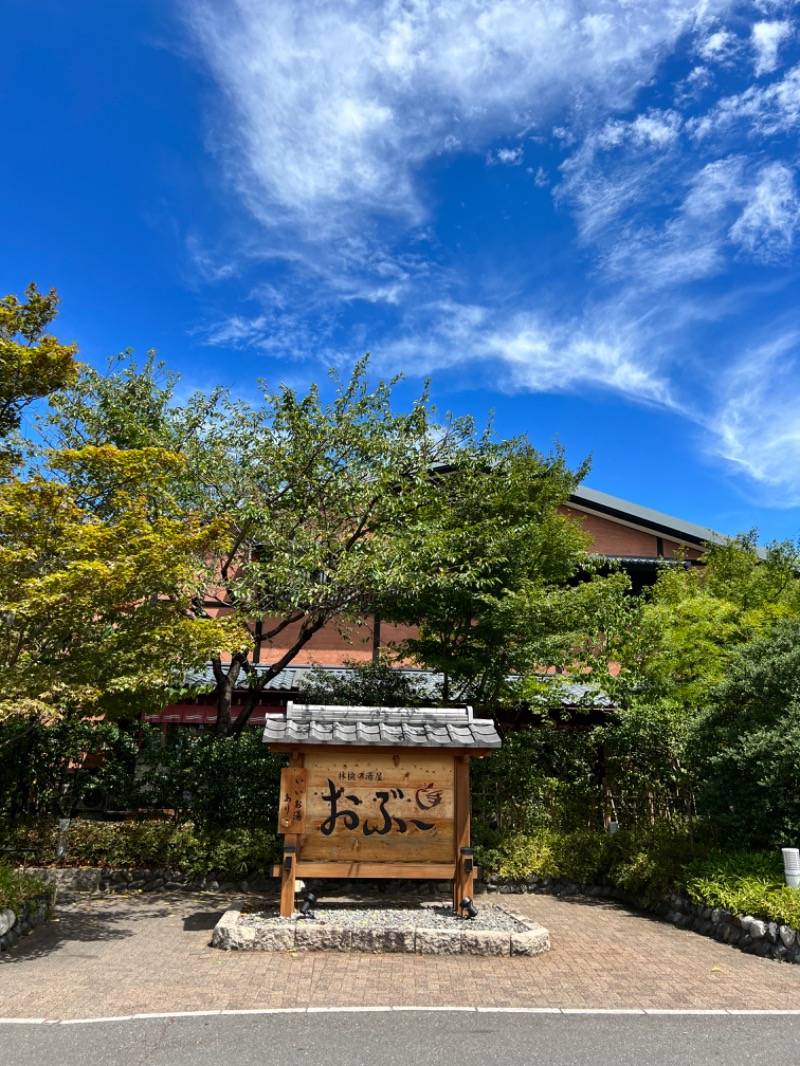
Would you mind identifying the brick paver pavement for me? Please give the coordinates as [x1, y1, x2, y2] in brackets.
[1, 890, 799, 1020]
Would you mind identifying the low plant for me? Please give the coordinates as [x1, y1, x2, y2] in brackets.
[7, 817, 281, 879]
[475, 823, 707, 904]
[685, 850, 800, 928]
[0, 864, 49, 912]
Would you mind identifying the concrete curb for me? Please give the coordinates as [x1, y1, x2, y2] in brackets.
[211, 906, 550, 956]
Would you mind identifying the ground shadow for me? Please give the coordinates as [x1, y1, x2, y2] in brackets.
[527, 891, 667, 924]
[0, 893, 202, 965]
[183, 911, 225, 932]
[0, 903, 136, 964]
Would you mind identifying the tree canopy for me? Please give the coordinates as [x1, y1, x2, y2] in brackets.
[0, 294, 241, 732]
[0, 284, 77, 453]
[43, 352, 623, 734]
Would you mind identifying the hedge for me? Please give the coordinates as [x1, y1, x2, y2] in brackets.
[6, 818, 281, 879]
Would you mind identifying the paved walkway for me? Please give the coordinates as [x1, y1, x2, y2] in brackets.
[2, 890, 799, 1020]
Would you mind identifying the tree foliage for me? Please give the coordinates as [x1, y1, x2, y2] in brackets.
[609, 534, 800, 710]
[48, 355, 610, 734]
[694, 617, 800, 846]
[0, 447, 243, 728]
[0, 292, 241, 737]
[300, 660, 432, 707]
[378, 444, 633, 705]
[0, 283, 77, 452]
[593, 534, 800, 837]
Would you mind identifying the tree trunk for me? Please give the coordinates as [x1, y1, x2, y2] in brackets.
[228, 614, 330, 737]
[213, 657, 243, 737]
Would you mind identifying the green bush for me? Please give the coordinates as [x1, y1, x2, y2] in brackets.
[0, 864, 49, 912]
[475, 824, 707, 904]
[685, 849, 800, 927]
[134, 727, 284, 830]
[694, 619, 800, 848]
[471, 723, 603, 834]
[0, 718, 139, 818]
[7, 817, 281, 879]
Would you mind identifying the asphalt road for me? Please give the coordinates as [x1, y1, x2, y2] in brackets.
[4, 1011, 800, 1066]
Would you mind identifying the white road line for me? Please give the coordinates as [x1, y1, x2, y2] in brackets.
[3, 1007, 800, 1025]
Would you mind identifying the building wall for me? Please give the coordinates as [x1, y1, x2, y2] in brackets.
[559, 506, 704, 560]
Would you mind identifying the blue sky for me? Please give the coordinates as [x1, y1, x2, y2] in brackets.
[5, 1, 800, 543]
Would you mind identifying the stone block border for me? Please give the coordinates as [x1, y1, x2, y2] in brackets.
[211, 906, 550, 957]
[487, 874, 800, 964]
[0, 893, 54, 953]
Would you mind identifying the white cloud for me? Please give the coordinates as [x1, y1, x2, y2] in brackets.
[488, 146, 524, 166]
[712, 330, 800, 503]
[752, 19, 793, 75]
[182, 0, 734, 236]
[699, 28, 740, 63]
[691, 63, 800, 139]
[729, 161, 800, 260]
[180, 1, 800, 504]
[369, 299, 672, 409]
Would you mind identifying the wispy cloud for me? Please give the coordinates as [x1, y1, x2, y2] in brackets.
[729, 161, 800, 260]
[180, 1, 800, 503]
[181, 0, 731, 236]
[367, 299, 673, 409]
[713, 329, 800, 504]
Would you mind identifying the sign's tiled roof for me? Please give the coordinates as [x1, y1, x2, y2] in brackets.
[263, 702, 502, 749]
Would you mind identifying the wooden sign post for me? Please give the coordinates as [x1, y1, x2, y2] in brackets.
[264, 704, 501, 917]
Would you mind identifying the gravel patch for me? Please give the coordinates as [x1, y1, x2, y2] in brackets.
[239, 903, 527, 933]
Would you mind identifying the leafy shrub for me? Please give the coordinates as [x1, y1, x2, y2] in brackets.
[300, 660, 431, 706]
[133, 727, 283, 829]
[685, 849, 800, 927]
[0, 864, 49, 912]
[471, 723, 603, 834]
[0, 718, 139, 818]
[602, 823, 707, 902]
[7, 817, 281, 878]
[476, 824, 707, 904]
[694, 619, 800, 848]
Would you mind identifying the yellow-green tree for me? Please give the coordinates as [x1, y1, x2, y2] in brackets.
[0, 283, 77, 450]
[0, 286, 244, 731]
[0, 447, 244, 727]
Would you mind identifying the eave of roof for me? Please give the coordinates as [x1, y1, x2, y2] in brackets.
[569, 486, 727, 547]
[178, 664, 613, 707]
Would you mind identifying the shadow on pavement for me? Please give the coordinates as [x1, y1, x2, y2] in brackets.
[183, 911, 225, 932]
[528, 891, 666, 924]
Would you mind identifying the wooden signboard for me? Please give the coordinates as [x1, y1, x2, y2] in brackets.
[273, 749, 477, 916]
[278, 767, 307, 834]
[300, 750, 453, 864]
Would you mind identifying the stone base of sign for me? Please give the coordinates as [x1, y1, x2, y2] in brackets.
[211, 906, 550, 957]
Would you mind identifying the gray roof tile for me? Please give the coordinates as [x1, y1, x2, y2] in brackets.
[262, 702, 501, 750]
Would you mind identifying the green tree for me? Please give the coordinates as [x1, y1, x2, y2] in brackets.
[597, 534, 800, 831]
[382, 443, 630, 706]
[694, 617, 800, 846]
[0, 295, 242, 741]
[0, 446, 243, 730]
[610, 534, 800, 711]
[46, 356, 477, 735]
[0, 283, 77, 452]
[300, 659, 432, 707]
